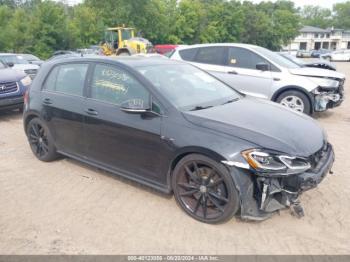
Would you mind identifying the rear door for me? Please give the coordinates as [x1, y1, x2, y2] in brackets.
[41, 63, 89, 156]
[189, 46, 229, 80]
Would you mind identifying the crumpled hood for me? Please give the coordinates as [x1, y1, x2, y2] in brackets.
[289, 67, 345, 79]
[183, 97, 325, 157]
[0, 68, 26, 82]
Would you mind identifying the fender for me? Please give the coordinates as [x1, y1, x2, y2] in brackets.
[165, 146, 227, 191]
[271, 85, 315, 113]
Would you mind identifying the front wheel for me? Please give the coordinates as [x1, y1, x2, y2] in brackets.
[26, 118, 59, 162]
[276, 90, 311, 115]
[172, 154, 240, 224]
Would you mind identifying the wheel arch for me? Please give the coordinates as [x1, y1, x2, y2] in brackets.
[23, 111, 41, 133]
[167, 146, 227, 190]
[271, 85, 314, 114]
[116, 47, 133, 56]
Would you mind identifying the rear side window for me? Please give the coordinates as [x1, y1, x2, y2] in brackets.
[90, 64, 149, 106]
[228, 47, 268, 70]
[178, 48, 198, 61]
[194, 46, 226, 65]
[43, 63, 88, 96]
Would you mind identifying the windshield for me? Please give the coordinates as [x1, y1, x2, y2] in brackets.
[0, 55, 29, 64]
[252, 46, 300, 69]
[279, 53, 304, 66]
[22, 54, 40, 61]
[137, 64, 241, 111]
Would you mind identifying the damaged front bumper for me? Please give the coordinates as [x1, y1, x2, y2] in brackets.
[313, 82, 345, 112]
[227, 144, 334, 221]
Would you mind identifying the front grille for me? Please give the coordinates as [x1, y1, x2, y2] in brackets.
[308, 142, 330, 171]
[24, 69, 38, 79]
[0, 81, 19, 94]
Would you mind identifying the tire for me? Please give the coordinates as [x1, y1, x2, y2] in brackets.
[276, 90, 311, 115]
[26, 118, 59, 162]
[172, 154, 240, 224]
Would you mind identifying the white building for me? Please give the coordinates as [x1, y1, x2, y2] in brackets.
[284, 26, 350, 51]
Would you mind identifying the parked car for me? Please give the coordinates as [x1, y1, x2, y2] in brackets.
[321, 50, 350, 62]
[19, 53, 44, 66]
[0, 60, 32, 111]
[296, 50, 312, 58]
[154, 44, 179, 54]
[311, 49, 331, 58]
[24, 56, 334, 223]
[279, 52, 336, 71]
[48, 50, 78, 61]
[280, 49, 298, 56]
[0, 53, 40, 79]
[170, 43, 345, 115]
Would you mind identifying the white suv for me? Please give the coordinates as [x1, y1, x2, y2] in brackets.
[170, 43, 345, 115]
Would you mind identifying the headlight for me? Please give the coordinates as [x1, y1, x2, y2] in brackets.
[309, 77, 339, 89]
[20, 75, 32, 86]
[242, 149, 311, 174]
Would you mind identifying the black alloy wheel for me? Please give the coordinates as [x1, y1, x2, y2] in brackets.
[26, 118, 59, 162]
[172, 154, 240, 224]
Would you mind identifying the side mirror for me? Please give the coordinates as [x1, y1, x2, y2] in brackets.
[120, 99, 150, 114]
[256, 62, 269, 71]
[7, 62, 14, 67]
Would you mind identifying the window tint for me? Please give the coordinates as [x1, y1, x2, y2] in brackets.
[195, 47, 226, 65]
[90, 64, 149, 106]
[228, 47, 269, 70]
[44, 64, 88, 96]
[178, 48, 197, 61]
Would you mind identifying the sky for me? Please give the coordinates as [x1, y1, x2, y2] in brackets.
[62, 0, 348, 9]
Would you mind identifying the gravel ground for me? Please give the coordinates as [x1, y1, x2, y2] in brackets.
[0, 62, 349, 255]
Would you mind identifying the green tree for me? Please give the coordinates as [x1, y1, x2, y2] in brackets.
[300, 5, 332, 29]
[333, 1, 350, 29]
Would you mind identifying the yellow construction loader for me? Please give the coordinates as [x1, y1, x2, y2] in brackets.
[101, 26, 152, 56]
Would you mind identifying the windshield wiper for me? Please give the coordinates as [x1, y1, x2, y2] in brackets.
[222, 97, 239, 105]
[190, 105, 213, 111]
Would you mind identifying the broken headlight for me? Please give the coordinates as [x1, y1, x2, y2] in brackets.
[242, 149, 311, 174]
[309, 77, 339, 89]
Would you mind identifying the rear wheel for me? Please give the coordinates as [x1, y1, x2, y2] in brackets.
[172, 154, 240, 224]
[26, 118, 59, 162]
[276, 90, 311, 115]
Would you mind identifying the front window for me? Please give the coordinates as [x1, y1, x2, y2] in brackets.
[137, 64, 241, 111]
[90, 64, 149, 106]
[121, 29, 132, 40]
[251, 46, 300, 69]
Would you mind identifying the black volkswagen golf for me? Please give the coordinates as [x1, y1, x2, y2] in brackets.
[23, 56, 334, 223]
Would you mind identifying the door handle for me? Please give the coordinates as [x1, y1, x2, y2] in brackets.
[227, 70, 238, 75]
[273, 77, 280, 81]
[43, 98, 52, 105]
[85, 108, 98, 116]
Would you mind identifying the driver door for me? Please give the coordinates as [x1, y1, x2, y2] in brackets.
[83, 63, 165, 182]
[220, 46, 273, 99]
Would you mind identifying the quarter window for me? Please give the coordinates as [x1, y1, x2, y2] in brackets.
[43, 63, 88, 96]
[228, 47, 269, 70]
[194, 47, 226, 65]
[90, 64, 149, 106]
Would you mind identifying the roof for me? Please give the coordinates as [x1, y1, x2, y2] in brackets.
[51, 55, 184, 68]
[299, 26, 329, 33]
[0, 53, 16, 56]
[174, 43, 260, 51]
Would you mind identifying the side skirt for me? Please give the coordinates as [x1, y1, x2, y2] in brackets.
[57, 150, 172, 194]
